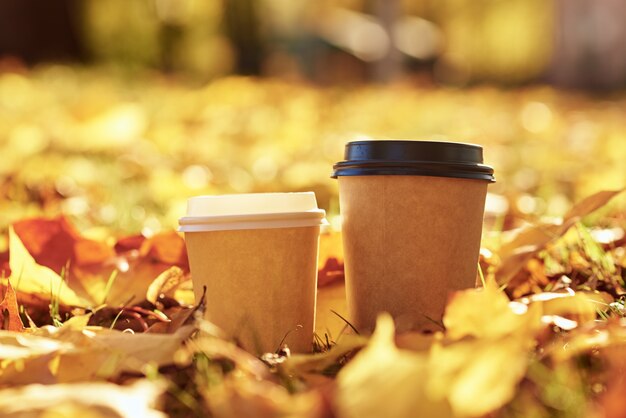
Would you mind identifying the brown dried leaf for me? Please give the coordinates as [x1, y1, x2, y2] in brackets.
[496, 189, 624, 285]
[146, 266, 187, 305]
[564, 189, 624, 220]
[0, 279, 24, 332]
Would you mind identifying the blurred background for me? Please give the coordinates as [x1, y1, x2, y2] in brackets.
[1, 0, 626, 237]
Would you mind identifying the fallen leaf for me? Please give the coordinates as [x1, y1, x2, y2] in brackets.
[518, 290, 604, 326]
[140, 231, 189, 270]
[336, 314, 452, 418]
[8, 227, 90, 307]
[0, 380, 165, 418]
[186, 335, 271, 381]
[146, 290, 203, 334]
[317, 257, 344, 288]
[146, 266, 187, 305]
[0, 279, 24, 332]
[564, 190, 624, 220]
[0, 250, 9, 276]
[0, 323, 194, 385]
[205, 376, 324, 418]
[114, 234, 146, 253]
[443, 281, 542, 340]
[12, 217, 114, 273]
[284, 334, 367, 376]
[427, 336, 531, 417]
[496, 189, 624, 285]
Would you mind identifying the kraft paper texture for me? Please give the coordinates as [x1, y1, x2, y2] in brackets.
[338, 175, 488, 333]
[185, 226, 320, 354]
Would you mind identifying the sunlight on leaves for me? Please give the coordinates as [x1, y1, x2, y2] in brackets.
[444, 281, 542, 340]
[336, 314, 452, 418]
[8, 227, 90, 308]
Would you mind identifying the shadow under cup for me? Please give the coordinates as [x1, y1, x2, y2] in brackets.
[332, 140, 495, 333]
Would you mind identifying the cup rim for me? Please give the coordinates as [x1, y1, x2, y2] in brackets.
[331, 140, 495, 182]
[179, 210, 327, 232]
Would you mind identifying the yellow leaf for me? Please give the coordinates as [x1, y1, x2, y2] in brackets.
[443, 285, 542, 340]
[0, 380, 165, 418]
[336, 314, 452, 418]
[33, 324, 195, 379]
[206, 377, 323, 418]
[428, 336, 531, 417]
[284, 333, 367, 375]
[146, 266, 186, 305]
[518, 290, 602, 326]
[8, 227, 90, 307]
[0, 324, 194, 385]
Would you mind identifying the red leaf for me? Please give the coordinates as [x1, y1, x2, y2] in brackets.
[0, 250, 9, 277]
[318, 257, 345, 288]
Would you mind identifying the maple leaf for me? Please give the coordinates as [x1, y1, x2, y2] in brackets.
[0, 279, 24, 332]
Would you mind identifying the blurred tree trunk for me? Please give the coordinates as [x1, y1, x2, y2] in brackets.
[0, 0, 84, 64]
[223, 0, 265, 75]
[371, 0, 402, 83]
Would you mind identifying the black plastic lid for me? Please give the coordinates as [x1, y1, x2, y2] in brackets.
[331, 140, 495, 182]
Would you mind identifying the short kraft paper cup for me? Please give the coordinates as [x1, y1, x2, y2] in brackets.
[179, 193, 327, 354]
[332, 140, 495, 333]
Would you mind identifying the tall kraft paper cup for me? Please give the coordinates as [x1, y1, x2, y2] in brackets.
[179, 193, 327, 354]
[332, 140, 495, 333]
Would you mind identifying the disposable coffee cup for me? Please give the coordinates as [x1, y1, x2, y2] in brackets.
[332, 140, 495, 333]
[179, 193, 327, 354]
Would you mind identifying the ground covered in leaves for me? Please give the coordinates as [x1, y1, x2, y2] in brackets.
[2, 68, 626, 417]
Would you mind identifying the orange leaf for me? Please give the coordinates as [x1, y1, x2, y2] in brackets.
[114, 234, 146, 253]
[140, 231, 189, 270]
[12, 216, 114, 273]
[73, 239, 115, 266]
[0, 279, 25, 332]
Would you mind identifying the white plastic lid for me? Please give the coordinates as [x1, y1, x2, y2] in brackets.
[178, 192, 328, 232]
